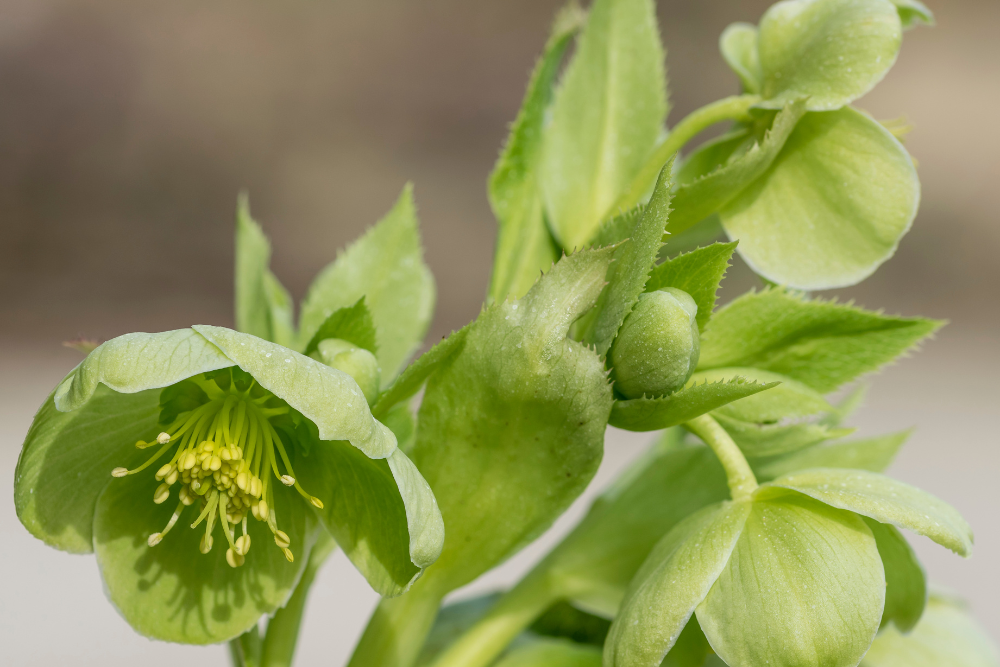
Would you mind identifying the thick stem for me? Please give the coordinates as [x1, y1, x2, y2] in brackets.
[229, 625, 261, 667]
[346, 576, 445, 667]
[428, 569, 559, 667]
[614, 94, 762, 213]
[685, 414, 757, 501]
[259, 530, 337, 667]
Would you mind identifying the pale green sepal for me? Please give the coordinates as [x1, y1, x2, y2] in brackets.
[865, 517, 927, 632]
[699, 367, 832, 423]
[411, 248, 615, 595]
[697, 493, 884, 667]
[93, 475, 317, 644]
[546, 442, 729, 618]
[495, 638, 602, 667]
[668, 101, 805, 235]
[193, 325, 396, 458]
[752, 429, 910, 480]
[604, 501, 751, 667]
[541, 0, 667, 250]
[715, 412, 853, 457]
[15, 385, 161, 554]
[294, 441, 440, 597]
[386, 448, 445, 569]
[583, 161, 673, 355]
[757, 0, 902, 111]
[699, 288, 943, 393]
[54, 329, 234, 412]
[235, 195, 275, 341]
[720, 23, 762, 93]
[488, 4, 582, 302]
[371, 324, 470, 420]
[302, 297, 377, 358]
[609, 377, 778, 432]
[298, 184, 435, 381]
[763, 468, 973, 556]
[720, 107, 920, 289]
[861, 593, 1000, 667]
[891, 0, 934, 30]
[645, 242, 737, 332]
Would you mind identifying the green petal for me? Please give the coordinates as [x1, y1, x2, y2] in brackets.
[891, 0, 934, 30]
[645, 242, 737, 332]
[298, 184, 435, 381]
[720, 22, 762, 93]
[193, 325, 396, 458]
[93, 473, 317, 644]
[697, 493, 884, 667]
[495, 639, 602, 667]
[752, 429, 910, 481]
[541, 0, 667, 249]
[54, 329, 234, 412]
[762, 468, 973, 556]
[865, 517, 927, 632]
[295, 442, 442, 597]
[720, 107, 919, 289]
[757, 0, 902, 111]
[15, 385, 161, 553]
[604, 501, 751, 667]
[862, 593, 1000, 667]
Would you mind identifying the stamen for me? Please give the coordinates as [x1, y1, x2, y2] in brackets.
[282, 548, 294, 563]
[111, 467, 128, 478]
[280, 475, 295, 486]
[274, 530, 290, 548]
[148, 500, 186, 546]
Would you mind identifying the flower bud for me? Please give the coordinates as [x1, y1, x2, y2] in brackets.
[315, 338, 381, 405]
[609, 287, 699, 398]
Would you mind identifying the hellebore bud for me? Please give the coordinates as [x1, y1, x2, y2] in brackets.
[315, 338, 381, 405]
[609, 287, 699, 398]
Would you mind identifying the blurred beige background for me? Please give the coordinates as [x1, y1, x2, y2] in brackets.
[1, 0, 997, 664]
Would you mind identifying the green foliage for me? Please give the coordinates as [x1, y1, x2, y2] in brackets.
[541, 0, 667, 249]
[865, 518, 927, 632]
[494, 639, 602, 667]
[645, 242, 736, 332]
[891, 0, 934, 29]
[302, 297, 378, 358]
[752, 429, 910, 480]
[699, 288, 942, 393]
[235, 196, 295, 347]
[719, 23, 761, 93]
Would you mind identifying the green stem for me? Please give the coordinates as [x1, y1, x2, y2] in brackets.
[685, 414, 757, 501]
[229, 626, 261, 667]
[346, 576, 446, 667]
[428, 569, 559, 667]
[614, 94, 761, 213]
[259, 530, 337, 667]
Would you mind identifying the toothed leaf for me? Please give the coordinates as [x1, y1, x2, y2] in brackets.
[645, 242, 737, 332]
[752, 429, 909, 480]
[302, 297, 378, 358]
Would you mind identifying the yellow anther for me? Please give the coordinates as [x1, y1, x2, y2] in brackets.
[250, 477, 262, 497]
[203, 441, 215, 452]
[220, 449, 231, 461]
[153, 483, 171, 504]
[235, 535, 251, 555]
[280, 475, 295, 486]
[282, 548, 294, 563]
[156, 432, 171, 445]
[165, 468, 179, 485]
[200, 534, 214, 554]
[274, 530, 291, 548]
[236, 472, 249, 491]
[210, 456, 222, 471]
[155, 464, 172, 481]
[258, 499, 269, 519]
[135, 439, 149, 449]
[147, 533, 163, 547]
[179, 486, 195, 506]
[181, 452, 197, 470]
[310, 497, 324, 510]
[226, 548, 245, 568]
[111, 467, 128, 478]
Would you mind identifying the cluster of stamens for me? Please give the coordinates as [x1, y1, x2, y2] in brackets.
[112, 376, 323, 568]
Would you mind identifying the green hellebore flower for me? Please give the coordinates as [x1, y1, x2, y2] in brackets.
[15, 326, 443, 645]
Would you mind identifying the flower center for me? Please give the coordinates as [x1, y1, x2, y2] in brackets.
[111, 371, 323, 568]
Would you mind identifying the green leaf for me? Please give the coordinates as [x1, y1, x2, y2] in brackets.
[701, 367, 831, 423]
[820, 382, 869, 427]
[604, 501, 751, 667]
[752, 429, 910, 480]
[865, 518, 927, 632]
[544, 441, 730, 617]
[495, 639, 602, 667]
[14, 385, 161, 554]
[699, 288, 942, 393]
[609, 376, 779, 432]
[697, 493, 884, 667]
[192, 326, 397, 458]
[411, 248, 615, 595]
[488, 5, 582, 302]
[645, 242, 737, 332]
[719, 108, 920, 289]
[589, 204, 644, 249]
[299, 184, 435, 380]
[583, 162, 673, 355]
[295, 443, 443, 597]
[541, 0, 667, 249]
[662, 617, 711, 667]
[236, 195, 275, 341]
[371, 324, 470, 420]
[382, 402, 416, 454]
[714, 412, 853, 457]
[416, 594, 501, 667]
[93, 471, 317, 644]
[262, 271, 296, 349]
[302, 297, 378, 358]
[675, 130, 751, 188]
[763, 468, 974, 556]
[529, 601, 612, 646]
[861, 593, 1000, 667]
[891, 0, 934, 29]
[757, 0, 902, 111]
[720, 23, 762, 93]
[669, 101, 806, 236]
[54, 329, 234, 412]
